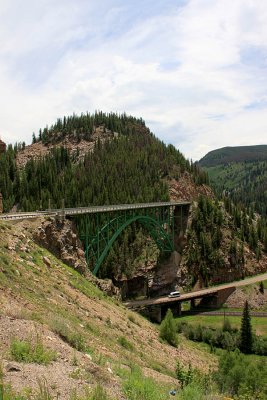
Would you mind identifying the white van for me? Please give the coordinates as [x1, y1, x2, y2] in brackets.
[168, 291, 180, 298]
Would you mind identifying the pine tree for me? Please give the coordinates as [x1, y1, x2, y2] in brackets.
[159, 309, 178, 347]
[240, 300, 253, 354]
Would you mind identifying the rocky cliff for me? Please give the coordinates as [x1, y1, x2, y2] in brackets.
[16, 125, 116, 168]
[34, 217, 120, 298]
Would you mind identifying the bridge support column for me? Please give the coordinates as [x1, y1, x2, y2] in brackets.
[199, 287, 236, 309]
[146, 306, 162, 323]
[161, 302, 181, 320]
[190, 299, 196, 310]
[214, 287, 236, 307]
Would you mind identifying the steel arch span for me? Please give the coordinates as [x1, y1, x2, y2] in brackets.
[78, 201, 191, 276]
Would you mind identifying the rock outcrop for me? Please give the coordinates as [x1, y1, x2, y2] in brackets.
[0, 139, 6, 154]
[16, 126, 116, 168]
[34, 217, 120, 298]
[34, 217, 87, 274]
[169, 173, 214, 202]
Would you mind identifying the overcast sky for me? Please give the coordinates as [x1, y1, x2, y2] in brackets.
[0, 0, 266, 160]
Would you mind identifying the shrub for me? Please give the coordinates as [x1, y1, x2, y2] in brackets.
[252, 336, 267, 356]
[159, 309, 178, 347]
[123, 366, 168, 400]
[222, 317, 232, 332]
[220, 331, 236, 351]
[50, 317, 85, 351]
[87, 384, 110, 400]
[175, 361, 194, 388]
[10, 336, 56, 365]
[118, 336, 134, 351]
[214, 350, 267, 398]
[178, 322, 239, 351]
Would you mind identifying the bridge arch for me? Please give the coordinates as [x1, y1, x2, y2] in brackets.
[85, 214, 174, 275]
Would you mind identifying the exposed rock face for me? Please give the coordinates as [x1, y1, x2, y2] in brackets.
[16, 126, 116, 169]
[149, 251, 182, 296]
[34, 218, 87, 275]
[169, 173, 214, 202]
[0, 139, 6, 154]
[34, 217, 120, 298]
[225, 285, 267, 309]
[118, 251, 185, 299]
[0, 192, 3, 213]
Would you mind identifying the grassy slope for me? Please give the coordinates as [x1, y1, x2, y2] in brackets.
[0, 219, 216, 399]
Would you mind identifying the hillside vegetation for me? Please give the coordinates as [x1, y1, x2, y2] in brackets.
[199, 145, 267, 167]
[0, 112, 207, 213]
[0, 218, 217, 399]
[1, 219, 267, 399]
[198, 145, 267, 217]
[1, 116, 267, 398]
[0, 112, 209, 281]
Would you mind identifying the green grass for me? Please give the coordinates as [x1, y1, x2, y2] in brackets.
[10, 336, 57, 365]
[122, 366, 170, 400]
[117, 336, 134, 351]
[0, 380, 114, 400]
[49, 316, 86, 352]
[177, 313, 267, 338]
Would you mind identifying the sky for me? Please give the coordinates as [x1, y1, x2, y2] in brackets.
[0, 0, 267, 161]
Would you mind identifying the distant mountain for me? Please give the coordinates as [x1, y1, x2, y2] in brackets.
[199, 145, 267, 216]
[199, 145, 267, 167]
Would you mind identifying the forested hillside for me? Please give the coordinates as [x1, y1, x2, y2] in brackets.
[1, 114, 267, 286]
[0, 112, 209, 281]
[0, 112, 207, 213]
[199, 145, 267, 217]
[182, 195, 267, 287]
[199, 145, 267, 166]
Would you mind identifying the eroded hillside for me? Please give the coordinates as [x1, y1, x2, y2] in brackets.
[0, 218, 216, 399]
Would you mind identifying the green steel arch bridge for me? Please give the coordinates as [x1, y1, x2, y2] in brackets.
[0, 201, 191, 276]
[75, 201, 191, 275]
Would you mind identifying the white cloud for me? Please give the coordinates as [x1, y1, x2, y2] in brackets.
[0, 0, 267, 160]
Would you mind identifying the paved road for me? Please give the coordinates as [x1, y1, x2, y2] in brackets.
[124, 272, 267, 308]
[0, 201, 191, 221]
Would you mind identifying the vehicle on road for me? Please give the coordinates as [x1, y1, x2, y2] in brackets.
[168, 291, 180, 298]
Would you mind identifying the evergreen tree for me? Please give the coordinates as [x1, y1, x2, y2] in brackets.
[240, 300, 253, 354]
[159, 309, 178, 347]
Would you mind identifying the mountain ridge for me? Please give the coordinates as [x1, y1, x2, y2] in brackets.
[199, 144, 267, 167]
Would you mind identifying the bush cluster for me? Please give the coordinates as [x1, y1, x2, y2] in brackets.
[10, 336, 57, 365]
[215, 350, 267, 399]
[177, 320, 267, 355]
[177, 320, 239, 351]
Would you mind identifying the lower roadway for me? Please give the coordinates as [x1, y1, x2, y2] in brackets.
[124, 272, 267, 308]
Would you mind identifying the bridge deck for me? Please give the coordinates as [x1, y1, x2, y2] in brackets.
[0, 201, 191, 220]
[124, 272, 267, 308]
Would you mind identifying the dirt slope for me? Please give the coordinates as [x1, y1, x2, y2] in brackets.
[0, 219, 216, 399]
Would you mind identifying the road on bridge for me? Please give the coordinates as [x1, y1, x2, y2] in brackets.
[124, 272, 267, 308]
[0, 201, 191, 221]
